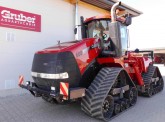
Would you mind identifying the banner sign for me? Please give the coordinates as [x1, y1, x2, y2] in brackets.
[0, 6, 41, 32]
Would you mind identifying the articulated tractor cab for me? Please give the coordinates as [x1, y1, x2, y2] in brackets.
[19, 1, 164, 121]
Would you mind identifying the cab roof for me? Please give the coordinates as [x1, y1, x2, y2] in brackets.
[84, 15, 125, 23]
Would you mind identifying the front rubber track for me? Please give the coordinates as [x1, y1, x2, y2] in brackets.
[81, 67, 137, 121]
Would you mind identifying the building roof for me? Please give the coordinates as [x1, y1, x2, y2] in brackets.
[81, 0, 142, 17]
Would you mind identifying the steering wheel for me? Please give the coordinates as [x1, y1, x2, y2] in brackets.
[103, 33, 107, 40]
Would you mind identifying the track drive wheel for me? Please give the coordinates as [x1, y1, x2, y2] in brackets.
[125, 87, 137, 106]
[102, 95, 114, 119]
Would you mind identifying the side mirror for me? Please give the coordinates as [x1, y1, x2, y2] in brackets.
[74, 28, 77, 34]
[125, 16, 132, 26]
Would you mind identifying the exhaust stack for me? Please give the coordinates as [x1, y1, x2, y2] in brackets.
[108, 1, 123, 57]
[111, 2, 121, 22]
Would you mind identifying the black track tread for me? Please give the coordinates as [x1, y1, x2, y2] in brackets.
[142, 65, 164, 96]
[81, 67, 123, 121]
[142, 65, 156, 84]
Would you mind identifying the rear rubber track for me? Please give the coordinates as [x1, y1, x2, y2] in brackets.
[142, 65, 164, 97]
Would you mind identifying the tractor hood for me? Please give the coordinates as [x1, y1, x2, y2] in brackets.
[36, 41, 80, 54]
[31, 38, 100, 90]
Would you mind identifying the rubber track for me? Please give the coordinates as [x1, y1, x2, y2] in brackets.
[142, 65, 156, 84]
[142, 65, 164, 95]
[81, 67, 124, 121]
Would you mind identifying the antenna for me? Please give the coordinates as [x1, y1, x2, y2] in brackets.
[57, 40, 61, 46]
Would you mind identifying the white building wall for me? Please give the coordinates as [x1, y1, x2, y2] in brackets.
[0, 0, 107, 89]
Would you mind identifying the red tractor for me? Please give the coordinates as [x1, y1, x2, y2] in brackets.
[19, 1, 164, 121]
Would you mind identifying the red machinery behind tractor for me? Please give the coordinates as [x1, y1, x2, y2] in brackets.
[154, 55, 165, 66]
[19, 1, 164, 121]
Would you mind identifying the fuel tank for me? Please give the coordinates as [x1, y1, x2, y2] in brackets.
[31, 38, 101, 91]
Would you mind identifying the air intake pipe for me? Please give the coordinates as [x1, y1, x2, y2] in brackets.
[111, 1, 121, 23]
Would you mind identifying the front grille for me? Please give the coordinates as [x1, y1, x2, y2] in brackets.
[31, 52, 81, 90]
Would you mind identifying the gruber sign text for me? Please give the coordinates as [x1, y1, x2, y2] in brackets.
[0, 6, 41, 32]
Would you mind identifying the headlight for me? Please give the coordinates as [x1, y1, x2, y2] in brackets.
[59, 72, 69, 79]
[31, 72, 69, 79]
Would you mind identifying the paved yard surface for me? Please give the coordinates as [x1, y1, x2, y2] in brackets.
[0, 65, 165, 122]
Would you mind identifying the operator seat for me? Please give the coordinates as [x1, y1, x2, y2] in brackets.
[101, 37, 116, 57]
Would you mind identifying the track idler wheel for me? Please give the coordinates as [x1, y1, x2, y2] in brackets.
[117, 100, 125, 112]
[102, 95, 114, 119]
[122, 99, 130, 109]
[113, 103, 120, 115]
[125, 87, 137, 106]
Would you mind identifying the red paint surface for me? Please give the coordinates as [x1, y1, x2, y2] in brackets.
[0, 6, 41, 32]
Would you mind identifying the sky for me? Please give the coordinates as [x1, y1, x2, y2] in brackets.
[120, 0, 165, 49]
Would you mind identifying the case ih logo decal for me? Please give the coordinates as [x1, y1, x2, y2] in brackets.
[0, 6, 41, 32]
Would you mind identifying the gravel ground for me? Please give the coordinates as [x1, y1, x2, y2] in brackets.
[0, 65, 165, 122]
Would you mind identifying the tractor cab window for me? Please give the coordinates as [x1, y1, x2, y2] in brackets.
[86, 20, 110, 41]
[120, 25, 128, 55]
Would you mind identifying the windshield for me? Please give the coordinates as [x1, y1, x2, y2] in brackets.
[85, 20, 128, 56]
[86, 20, 110, 40]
